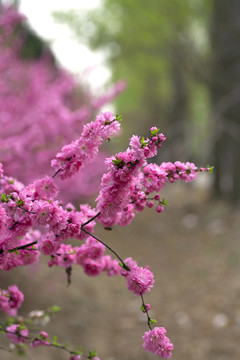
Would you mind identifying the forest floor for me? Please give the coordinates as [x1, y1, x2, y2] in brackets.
[1, 175, 240, 360]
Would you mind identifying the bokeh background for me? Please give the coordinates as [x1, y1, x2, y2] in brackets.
[1, 1, 240, 359]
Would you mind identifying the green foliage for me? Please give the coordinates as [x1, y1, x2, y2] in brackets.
[150, 128, 159, 136]
[50, 305, 61, 314]
[207, 166, 214, 173]
[115, 114, 122, 123]
[161, 198, 168, 206]
[20, 27, 47, 60]
[54, 0, 212, 155]
[112, 156, 124, 167]
[1, 192, 8, 202]
[88, 350, 98, 358]
[150, 318, 157, 326]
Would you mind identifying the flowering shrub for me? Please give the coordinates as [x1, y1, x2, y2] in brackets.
[0, 5, 126, 202]
[0, 107, 212, 358]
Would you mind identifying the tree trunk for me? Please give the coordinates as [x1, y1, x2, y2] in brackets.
[210, 0, 240, 202]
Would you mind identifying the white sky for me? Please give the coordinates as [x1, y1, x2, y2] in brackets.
[12, 0, 110, 89]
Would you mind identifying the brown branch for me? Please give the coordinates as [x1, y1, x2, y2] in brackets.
[140, 293, 152, 331]
[8, 241, 38, 253]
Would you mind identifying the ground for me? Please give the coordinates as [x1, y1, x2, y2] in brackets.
[1, 178, 240, 360]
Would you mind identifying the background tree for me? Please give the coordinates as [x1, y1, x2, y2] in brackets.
[54, 0, 211, 162]
[210, 0, 240, 202]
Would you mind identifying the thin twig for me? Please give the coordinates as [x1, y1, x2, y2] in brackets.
[8, 241, 38, 252]
[18, 206, 35, 214]
[81, 212, 101, 227]
[140, 292, 152, 330]
[52, 168, 62, 179]
[81, 227, 130, 271]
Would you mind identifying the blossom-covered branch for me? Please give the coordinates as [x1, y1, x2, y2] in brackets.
[0, 80, 212, 359]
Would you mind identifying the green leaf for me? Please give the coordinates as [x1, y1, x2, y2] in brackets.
[17, 343, 27, 356]
[150, 318, 157, 326]
[8, 249, 20, 255]
[89, 350, 98, 358]
[208, 166, 214, 173]
[52, 335, 58, 345]
[115, 114, 122, 123]
[50, 305, 61, 314]
[150, 128, 159, 136]
[6, 317, 14, 325]
[18, 324, 26, 331]
[112, 156, 124, 167]
[1, 193, 8, 202]
[161, 198, 168, 206]
[140, 136, 148, 147]
[16, 198, 24, 206]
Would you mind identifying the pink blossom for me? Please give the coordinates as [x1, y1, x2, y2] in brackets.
[156, 338, 174, 359]
[51, 112, 120, 180]
[143, 327, 173, 358]
[83, 258, 105, 276]
[32, 201, 55, 226]
[74, 238, 105, 266]
[51, 244, 76, 268]
[175, 161, 197, 182]
[117, 204, 135, 226]
[142, 303, 151, 313]
[122, 258, 154, 296]
[143, 164, 167, 193]
[30, 331, 50, 348]
[6, 324, 28, 344]
[125, 266, 154, 296]
[0, 163, 3, 177]
[0, 206, 6, 234]
[102, 256, 121, 276]
[32, 200, 68, 234]
[96, 111, 121, 139]
[146, 201, 154, 208]
[156, 205, 164, 213]
[38, 233, 61, 255]
[7, 285, 24, 313]
[32, 176, 59, 200]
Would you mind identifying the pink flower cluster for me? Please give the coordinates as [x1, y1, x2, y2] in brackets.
[0, 166, 122, 277]
[6, 324, 28, 344]
[143, 327, 173, 358]
[51, 112, 121, 179]
[121, 257, 154, 296]
[0, 285, 24, 316]
[96, 126, 209, 229]
[48, 238, 121, 277]
[30, 331, 50, 348]
[143, 161, 198, 194]
[96, 128, 166, 227]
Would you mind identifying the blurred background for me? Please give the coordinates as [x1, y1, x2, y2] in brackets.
[1, 1, 240, 359]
